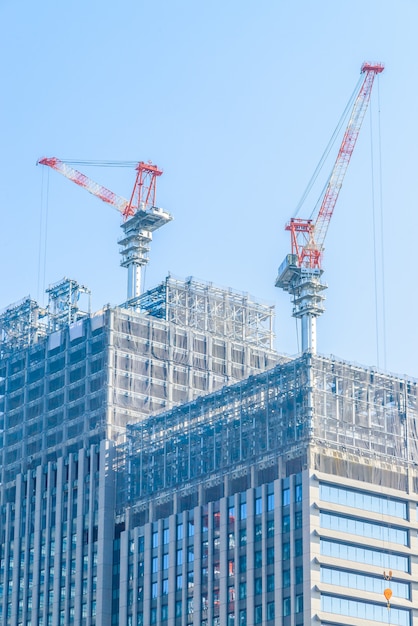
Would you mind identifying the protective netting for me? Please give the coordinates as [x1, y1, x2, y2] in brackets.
[124, 354, 418, 504]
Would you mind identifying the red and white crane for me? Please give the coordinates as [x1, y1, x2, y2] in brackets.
[38, 158, 172, 300]
[276, 62, 384, 353]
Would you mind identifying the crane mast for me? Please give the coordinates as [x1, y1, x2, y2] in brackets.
[38, 158, 172, 301]
[276, 62, 384, 354]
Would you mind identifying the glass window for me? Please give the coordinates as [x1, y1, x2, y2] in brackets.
[283, 542, 290, 560]
[240, 529, 247, 545]
[240, 502, 247, 520]
[295, 538, 303, 557]
[229, 506, 235, 523]
[282, 488, 290, 506]
[176, 549, 183, 566]
[320, 539, 409, 572]
[267, 547, 274, 565]
[152, 582, 158, 598]
[239, 582, 247, 600]
[176, 574, 183, 590]
[188, 521, 194, 537]
[267, 493, 274, 511]
[187, 571, 194, 588]
[267, 601, 275, 620]
[162, 579, 168, 595]
[239, 609, 246, 626]
[295, 511, 302, 529]
[239, 555, 247, 573]
[163, 553, 169, 570]
[255, 524, 263, 542]
[150, 608, 157, 624]
[321, 594, 410, 626]
[283, 597, 291, 617]
[267, 573, 275, 592]
[177, 524, 183, 541]
[175, 601, 182, 617]
[228, 533, 235, 549]
[161, 605, 168, 621]
[152, 557, 158, 574]
[267, 519, 274, 537]
[295, 594, 303, 613]
[163, 528, 169, 545]
[283, 569, 290, 588]
[255, 498, 262, 515]
[296, 566, 303, 585]
[319, 484, 407, 519]
[188, 547, 194, 563]
[282, 515, 290, 533]
[255, 551, 262, 568]
[295, 484, 302, 502]
[320, 511, 408, 546]
[254, 605, 262, 624]
[255, 577, 262, 594]
[202, 540, 209, 560]
[320, 566, 410, 599]
[152, 531, 158, 548]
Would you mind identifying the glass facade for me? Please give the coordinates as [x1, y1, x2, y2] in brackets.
[320, 566, 410, 599]
[320, 483, 408, 519]
[320, 511, 409, 545]
[321, 594, 410, 626]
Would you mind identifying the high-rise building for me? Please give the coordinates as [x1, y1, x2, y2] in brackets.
[1, 275, 417, 626]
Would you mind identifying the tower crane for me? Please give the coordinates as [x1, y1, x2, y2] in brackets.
[275, 62, 384, 354]
[38, 157, 172, 301]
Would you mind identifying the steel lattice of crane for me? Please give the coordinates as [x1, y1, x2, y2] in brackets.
[38, 157, 163, 219]
[276, 62, 384, 354]
[38, 157, 172, 300]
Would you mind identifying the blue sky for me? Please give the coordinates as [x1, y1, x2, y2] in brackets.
[1, 1, 417, 377]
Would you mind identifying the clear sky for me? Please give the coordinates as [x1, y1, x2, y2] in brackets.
[1, 1, 417, 377]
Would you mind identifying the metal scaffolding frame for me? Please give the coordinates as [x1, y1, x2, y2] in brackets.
[124, 354, 418, 507]
[125, 275, 275, 350]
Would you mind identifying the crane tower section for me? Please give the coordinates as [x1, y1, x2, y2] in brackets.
[38, 158, 172, 301]
[276, 62, 384, 354]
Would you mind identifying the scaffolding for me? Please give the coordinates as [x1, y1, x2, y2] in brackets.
[124, 354, 418, 508]
[46, 277, 91, 331]
[0, 277, 91, 356]
[0, 297, 47, 355]
[0, 275, 280, 484]
[122, 275, 275, 350]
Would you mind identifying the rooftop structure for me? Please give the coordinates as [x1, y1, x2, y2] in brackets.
[0, 275, 279, 485]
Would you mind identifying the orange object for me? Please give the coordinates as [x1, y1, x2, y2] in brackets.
[384, 588, 392, 608]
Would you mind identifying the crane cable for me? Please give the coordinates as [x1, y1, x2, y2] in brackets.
[293, 75, 363, 220]
[370, 75, 387, 370]
[37, 167, 50, 306]
[61, 159, 138, 168]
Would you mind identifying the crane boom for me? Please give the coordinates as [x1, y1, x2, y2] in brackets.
[38, 157, 129, 215]
[38, 156, 172, 300]
[286, 62, 384, 270]
[276, 62, 384, 354]
[313, 62, 384, 261]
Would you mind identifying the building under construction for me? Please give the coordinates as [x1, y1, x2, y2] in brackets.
[1, 271, 418, 626]
[2, 61, 417, 626]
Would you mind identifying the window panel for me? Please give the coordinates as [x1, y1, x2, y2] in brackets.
[320, 539, 409, 572]
[320, 511, 408, 545]
[320, 484, 407, 519]
[320, 566, 410, 599]
[321, 594, 410, 626]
